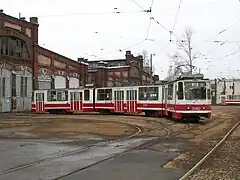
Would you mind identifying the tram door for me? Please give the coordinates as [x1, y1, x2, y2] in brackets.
[126, 90, 137, 113]
[164, 87, 168, 115]
[70, 91, 83, 112]
[36, 92, 45, 112]
[174, 84, 177, 113]
[114, 90, 124, 113]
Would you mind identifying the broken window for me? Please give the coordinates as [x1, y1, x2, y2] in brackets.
[0, 36, 29, 59]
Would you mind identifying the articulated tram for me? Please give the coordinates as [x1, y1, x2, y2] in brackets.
[32, 74, 211, 122]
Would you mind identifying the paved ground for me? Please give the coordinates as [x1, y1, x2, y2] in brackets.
[0, 106, 239, 180]
[65, 149, 184, 180]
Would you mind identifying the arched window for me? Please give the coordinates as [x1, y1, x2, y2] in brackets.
[0, 36, 29, 59]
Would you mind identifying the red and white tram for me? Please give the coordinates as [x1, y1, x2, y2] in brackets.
[220, 95, 240, 105]
[163, 74, 211, 121]
[32, 74, 211, 122]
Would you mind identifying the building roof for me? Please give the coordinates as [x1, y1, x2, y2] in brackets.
[88, 59, 126, 63]
[38, 46, 88, 66]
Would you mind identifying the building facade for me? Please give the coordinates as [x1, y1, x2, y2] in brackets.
[87, 51, 153, 88]
[0, 10, 88, 112]
[210, 78, 240, 104]
[37, 47, 88, 90]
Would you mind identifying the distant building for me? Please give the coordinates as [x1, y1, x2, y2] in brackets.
[210, 78, 240, 104]
[87, 51, 153, 88]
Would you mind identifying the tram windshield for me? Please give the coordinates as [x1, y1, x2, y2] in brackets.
[184, 82, 207, 100]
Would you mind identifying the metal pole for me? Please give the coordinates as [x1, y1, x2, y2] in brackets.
[0, 64, 3, 113]
[150, 54, 153, 76]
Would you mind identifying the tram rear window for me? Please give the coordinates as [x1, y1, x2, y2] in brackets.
[47, 90, 68, 101]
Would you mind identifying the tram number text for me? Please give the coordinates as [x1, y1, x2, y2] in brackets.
[192, 107, 200, 111]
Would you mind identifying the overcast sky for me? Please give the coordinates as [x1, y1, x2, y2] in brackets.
[2, 0, 240, 79]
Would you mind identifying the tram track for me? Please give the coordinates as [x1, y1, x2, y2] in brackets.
[0, 116, 180, 179]
[0, 119, 143, 177]
[51, 121, 196, 179]
[0, 114, 199, 179]
[178, 120, 240, 180]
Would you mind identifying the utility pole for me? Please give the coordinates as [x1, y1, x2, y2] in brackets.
[188, 43, 193, 74]
[150, 54, 153, 75]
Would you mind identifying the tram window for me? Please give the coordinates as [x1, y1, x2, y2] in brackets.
[57, 90, 68, 101]
[178, 82, 184, 100]
[227, 95, 232, 99]
[84, 90, 90, 101]
[105, 89, 112, 100]
[97, 89, 112, 101]
[97, 89, 105, 101]
[139, 87, 148, 100]
[149, 87, 159, 100]
[47, 91, 57, 101]
[207, 89, 211, 99]
[236, 95, 240, 99]
[168, 84, 173, 100]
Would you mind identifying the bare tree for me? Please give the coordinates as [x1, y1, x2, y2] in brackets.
[176, 27, 198, 74]
[141, 49, 149, 67]
[138, 49, 152, 74]
[167, 51, 190, 77]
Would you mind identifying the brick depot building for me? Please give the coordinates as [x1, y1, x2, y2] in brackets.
[86, 50, 153, 88]
[0, 10, 88, 112]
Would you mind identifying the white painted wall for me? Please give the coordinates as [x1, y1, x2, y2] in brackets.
[69, 77, 79, 88]
[54, 75, 66, 89]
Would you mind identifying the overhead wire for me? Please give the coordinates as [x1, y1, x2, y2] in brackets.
[145, 18, 152, 40]
[145, 0, 154, 40]
[130, 0, 146, 10]
[118, 0, 155, 52]
[172, 0, 183, 32]
[37, 10, 146, 18]
[180, 17, 240, 62]
[223, 49, 240, 58]
[194, 18, 240, 48]
[217, 18, 240, 35]
[83, 0, 156, 59]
